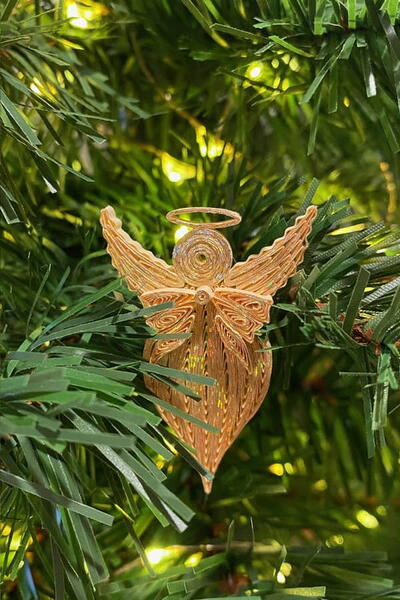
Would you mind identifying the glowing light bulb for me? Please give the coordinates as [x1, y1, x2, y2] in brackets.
[268, 463, 284, 476]
[312, 479, 327, 491]
[195, 125, 233, 160]
[184, 552, 203, 567]
[29, 77, 56, 98]
[30, 80, 41, 95]
[246, 62, 264, 79]
[276, 571, 286, 584]
[280, 562, 292, 576]
[175, 225, 189, 241]
[356, 510, 379, 529]
[147, 548, 170, 564]
[67, 3, 88, 28]
[161, 153, 195, 183]
[326, 534, 344, 547]
[168, 171, 182, 182]
[67, 2, 79, 17]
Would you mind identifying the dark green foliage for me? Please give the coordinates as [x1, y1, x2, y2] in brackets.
[1, 1, 400, 599]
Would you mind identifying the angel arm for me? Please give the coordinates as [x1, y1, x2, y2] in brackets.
[100, 206, 184, 295]
[224, 206, 317, 297]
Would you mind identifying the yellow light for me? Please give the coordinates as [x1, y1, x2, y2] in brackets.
[271, 58, 280, 69]
[29, 77, 57, 98]
[377, 505, 387, 516]
[343, 96, 351, 107]
[30, 78, 42, 95]
[313, 479, 327, 492]
[184, 552, 203, 567]
[356, 510, 379, 529]
[280, 562, 292, 576]
[67, 2, 79, 16]
[1, 525, 12, 536]
[249, 66, 261, 78]
[268, 463, 284, 476]
[327, 534, 344, 547]
[246, 62, 264, 80]
[161, 153, 196, 182]
[208, 140, 224, 158]
[147, 548, 170, 564]
[65, 70, 75, 83]
[273, 75, 281, 88]
[284, 462, 294, 475]
[276, 571, 286, 584]
[175, 225, 189, 242]
[195, 125, 233, 160]
[168, 171, 182, 182]
[67, 3, 88, 28]
[74, 17, 88, 27]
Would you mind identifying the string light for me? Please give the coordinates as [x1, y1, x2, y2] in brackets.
[66, 1, 107, 29]
[184, 552, 203, 567]
[147, 548, 171, 564]
[161, 153, 196, 182]
[268, 463, 284, 476]
[312, 479, 327, 491]
[195, 125, 233, 159]
[276, 571, 286, 584]
[356, 510, 379, 529]
[175, 225, 189, 242]
[281, 562, 292, 576]
[246, 62, 264, 80]
[67, 3, 89, 28]
[29, 77, 56, 98]
[326, 535, 344, 547]
[30, 78, 41, 95]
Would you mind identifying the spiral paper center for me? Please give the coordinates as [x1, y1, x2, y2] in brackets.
[172, 228, 232, 286]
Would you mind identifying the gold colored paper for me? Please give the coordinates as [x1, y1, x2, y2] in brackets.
[100, 205, 317, 492]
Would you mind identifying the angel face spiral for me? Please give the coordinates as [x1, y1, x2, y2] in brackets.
[172, 228, 232, 287]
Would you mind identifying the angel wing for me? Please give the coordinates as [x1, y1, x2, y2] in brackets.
[224, 206, 317, 296]
[100, 206, 184, 294]
[140, 289, 196, 363]
[212, 288, 273, 371]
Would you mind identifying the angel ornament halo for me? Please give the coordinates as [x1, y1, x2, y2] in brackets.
[100, 205, 317, 492]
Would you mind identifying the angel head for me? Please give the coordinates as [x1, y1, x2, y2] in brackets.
[167, 208, 241, 310]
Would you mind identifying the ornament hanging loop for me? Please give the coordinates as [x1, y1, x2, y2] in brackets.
[166, 206, 241, 229]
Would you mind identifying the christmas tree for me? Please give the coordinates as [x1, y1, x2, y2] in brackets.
[1, 1, 400, 598]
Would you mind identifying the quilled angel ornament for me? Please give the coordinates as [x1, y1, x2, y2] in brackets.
[100, 205, 317, 492]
